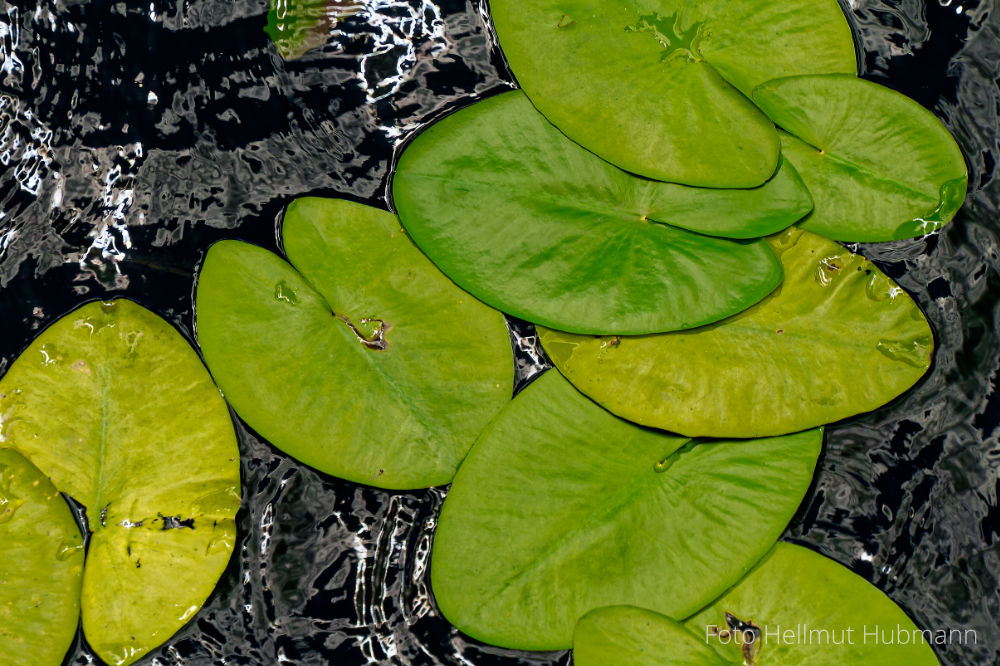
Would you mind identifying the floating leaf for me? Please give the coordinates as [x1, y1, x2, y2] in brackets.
[753, 74, 967, 242]
[264, 0, 363, 60]
[489, 0, 856, 186]
[540, 227, 933, 438]
[686, 543, 939, 664]
[574, 606, 726, 666]
[0, 449, 84, 666]
[394, 91, 809, 335]
[0, 299, 240, 666]
[196, 198, 512, 489]
[431, 370, 821, 650]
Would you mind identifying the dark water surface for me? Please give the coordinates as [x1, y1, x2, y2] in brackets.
[0, 0, 997, 664]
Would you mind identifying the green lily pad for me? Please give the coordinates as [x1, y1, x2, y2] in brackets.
[753, 74, 967, 242]
[574, 606, 726, 666]
[489, 0, 856, 186]
[196, 197, 512, 489]
[430, 370, 821, 650]
[394, 90, 810, 335]
[0, 299, 240, 666]
[539, 227, 933, 438]
[0, 448, 84, 666]
[686, 543, 940, 664]
[264, 0, 362, 60]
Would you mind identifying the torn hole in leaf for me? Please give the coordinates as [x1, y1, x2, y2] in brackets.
[156, 514, 195, 530]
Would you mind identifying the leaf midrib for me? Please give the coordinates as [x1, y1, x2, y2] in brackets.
[90, 316, 113, 529]
[789, 133, 938, 205]
[403, 172, 655, 229]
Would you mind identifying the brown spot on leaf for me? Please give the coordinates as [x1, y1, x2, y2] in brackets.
[601, 336, 621, 350]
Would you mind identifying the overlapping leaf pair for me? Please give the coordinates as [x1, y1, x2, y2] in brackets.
[0, 300, 240, 666]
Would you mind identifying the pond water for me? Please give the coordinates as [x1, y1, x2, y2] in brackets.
[0, 0, 997, 664]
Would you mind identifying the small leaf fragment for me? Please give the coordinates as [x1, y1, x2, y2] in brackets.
[264, 0, 363, 59]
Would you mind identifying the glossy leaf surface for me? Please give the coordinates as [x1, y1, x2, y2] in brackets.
[575, 606, 725, 666]
[754, 74, 967, 241]
[196, 198, 512, 489]
[490, 0, 856, 186]
[431, 370, 821, 650]
[0, 299, 240, 666]
[0, 449, 84, 666]
[394, 91, 806, 335]
[686, 543, 939, 664]
[540, 228, 933, 438]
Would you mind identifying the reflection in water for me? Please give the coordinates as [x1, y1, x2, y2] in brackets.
[0, 0, 998, 664]
[352, 0, 449, 103]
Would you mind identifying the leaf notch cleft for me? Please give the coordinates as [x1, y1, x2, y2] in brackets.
[336, 314, 391, 351]
[707, 611, 763, 665]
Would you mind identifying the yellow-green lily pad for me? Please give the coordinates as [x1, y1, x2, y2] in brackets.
[540, 227, 934, 438]
[0, 299, 241, 666]
[686, 543, 940, 664]
[753, 74, 968, 242]
[431, 370, 821, 650]
[0, 448, 84, 666]
[196, 198, 513, 489]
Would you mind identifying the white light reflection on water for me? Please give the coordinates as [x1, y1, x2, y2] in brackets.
[339, 0, 450, 103]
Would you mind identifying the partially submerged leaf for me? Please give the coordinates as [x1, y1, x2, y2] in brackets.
[686, 543, 940, 664]
[0, 449, 84, 666]
[574, 606, 726, 666]
[264, 0, 363, 60]
[196, 198, 512, 489]
[431, 370, 821, 650]
[0, 299, 240, 666]
[394, 91, 808, 335]
[753, 74, 968, 242]
[489, 0, 856, 186]
[540, 228, 933, 438]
